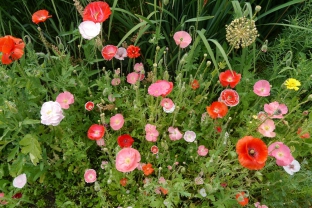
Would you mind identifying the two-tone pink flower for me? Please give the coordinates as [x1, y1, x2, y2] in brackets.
[168, 127, 183, 141]
[268, 142, 294, 166]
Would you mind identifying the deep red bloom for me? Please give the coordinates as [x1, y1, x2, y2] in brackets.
[219, 89, 240, 107]
[0, 35, 25, 64]
[142, 163, 154, 176]
[32, 10, 52, 24]
[206, 101, 228, 119]
[117, 134, 134, 148]
[297, 128, 310, 139]
[12, 193, 22, 199]
[219, 70, 241, 88]
[216, 126, 222, 133]
[191, 79, 200, 90]
[87, 124, 105, 140]
[83, 1, 111, 23]
[127, 45, 140, 58]
[155, 80, 173, 97]
[235, 192, 248, 206]
[120, 178, 128, 187]
[85, 101, 94, 111]
[236, 136, 268, 170]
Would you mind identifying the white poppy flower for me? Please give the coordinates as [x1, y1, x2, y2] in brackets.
[78, 21, 101, 40]
[40, 101, 65, 126]
[13, 173, 27, 188]
[283, 159, 300, 175]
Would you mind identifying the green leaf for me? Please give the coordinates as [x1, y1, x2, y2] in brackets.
[19, 134, 42, 166]
[185, 16, 214, 23]
[7, 146, 19, 162]
[21, 118, 41, 125]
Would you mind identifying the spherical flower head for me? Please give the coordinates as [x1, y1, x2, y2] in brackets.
[151, 145, 159, 154]
[117, 134, 134, 148]
[110, 114, 124, 130]
[114, 47, 127, 60]
[219, 70, 241, 88]
[127, 45, 140, 58]
[264, 101, 288, 119]
[253, 80, 271, 97]
[13, 173, 27, 188]
[83, 1, 111, 23]
[115, 148, 141, 172]
[284, 78, 301, 91]
[168, 127, 183, 141]
[102, 45, 118, 61]
[283, 159, 300, 175]
[126, 72, 139, 84]
[32, 10, 52, 24]
[235, 192, 249, 206]
[87, 124, 105, 140]
[111, 78, 121, 86]
[84, 169, 97, 183]
[0, 35, 25, 64]
[78, 21, 101, 40]
[173, 31, 192, 48]
[197, 145, 209, 156]
[85, 101, 94, 111]
[163, 104, 175, 113]
[206, 101, 228, 119]
[142, 163, 154, 176]
[219, 89, 240, 107]
[134, 63, 144, 72]
[184, 130, 196, 142]
[56, 91, 74, 109]
[257, 119, 276, 138]
[236, 136, 268, 170]
[40, 101, 65, 126]
[160, 98, 174, 110]
[268, 142, 294, 166]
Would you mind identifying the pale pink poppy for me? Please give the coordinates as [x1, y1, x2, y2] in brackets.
[268, 142, 294, 166]
[108, 94, 115, 102]
[115, 147, 141, 172]
[253, 80, 271, 97]
[254, 202, 268, 208]
[102, 45, 118, 61]
[168, 127, 183, 141]
[258, 119, 276, 138]
[114, 47, 127, 60]
[13, 173, 27, 188]
[110, 114, 124, 130]
[85, 101, 94, 111]
[160, 98, 174, 110]
[197, 145, 209, 156]
[96, 138, 105, 146]
[163, 104, 175, 113]
[146, 130, 159, 142]
[134, 63, 144, 72]
[158, 177, 166, 184]
[264, 101, 288, 119]
[56, 91, 74, 109]
[111, 78, 121, 86]
[184, 130, 196, 142]
[173, 31, 192, 48]
[84, 169, 97, 183]
[145, 124, 157, 132]
[126, 72, 139, 84]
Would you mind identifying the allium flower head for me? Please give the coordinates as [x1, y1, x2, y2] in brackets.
[84, 169, 97, 183]
[283, 159, 300, 175]
[56, 91, 75, 109]
[173, 31, 192, 48]
[284, 78, 301, 91]
[226, 17, 259, 49]
[13, 173, 27, 188]
[253, 80, 271, 97]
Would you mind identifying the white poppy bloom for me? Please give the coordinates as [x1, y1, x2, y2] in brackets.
[183, 130, 196, 142]
[78, 21, 101, 40]
[283, 159, 300, 175]
[40, 101, 65, 126]
[13, 173, 27, 188]
[163, 104, 175, 113]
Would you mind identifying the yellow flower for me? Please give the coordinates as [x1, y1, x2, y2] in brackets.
[284, 78, 301, 91]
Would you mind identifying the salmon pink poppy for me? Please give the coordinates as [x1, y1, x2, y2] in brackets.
[206, 101, 228, 119]
[102, 45, 118, 61]
[236, 192, 249, 206]
[110, 113, 124, 130]
[115, 147, 141, 172]
[219, 70, 241, 88]
[84, 169, 97, 183]
[168, 126, 183, 141]
[87, 124, 105, 140]
[197, 145, 209, 156]
[126, 72, 139, 84]
[297, 128, 310, 139]
[155, 80, 173, 97]
[173, 31, 192, 48]
[236, 136, 268, 170]
[117, 134, 134, 148]
[142, 163, 154, 176]
[127, 45, 140, 58]
[83, 1, 111, 23]
[191, 79, 200, 90]
[219, 89, 240, 107]
[120, 178, 128, 187]
[32, 10, 52, 24]
[56, 91, 75, 109]
[0, 35, 25, 64]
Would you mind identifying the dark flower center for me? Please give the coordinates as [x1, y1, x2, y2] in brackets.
[248, 148, 255, 157]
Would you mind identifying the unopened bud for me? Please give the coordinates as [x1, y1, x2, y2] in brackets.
[206, 61, 211, 67]
[255, 5, 261, 12]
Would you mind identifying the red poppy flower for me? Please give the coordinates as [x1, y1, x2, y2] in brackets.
[297, 128, 310, 139]
[155, 80, 173, 97]
[151, 145, 159, 154]
[216, 126, 222, 133]
[0, 35, 25, 64]
[219, 89, 240, 107]
[219, 70, 241, 88]
[142, 163, 154, 176]
[117, 134, 134, 148]
[160, 187, 168, 195]
[120, 178, 127, 187]
[32, 10, 52, 24]
[85, 101, 94, 111]
[101, 45, 118, 61]
[87, 124, 105, 140]
[83, 1, 112, 23]
[12, 193, 22, 199]
[235, 192, 248, 206]
[127, 45, 140, 58]
[206, 101, 228, 119]
[191, 79, 200, 90]
[236, 136, 268, 170]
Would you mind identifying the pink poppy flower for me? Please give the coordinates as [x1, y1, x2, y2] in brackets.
[163, 104, 175, 113]
[160, 98, 174, 110]
[156, 80, 173, 97]
[158, 177, 166, 184]
[13, 173, 27, 188]
[197, 145, 209, 156]
[114, 47, 127, 60]
[173, 31, 192, 48]
[126, 72, 139, 84]
[85, 101, 94, 111]
[138, 73, 145, 81]
[108, 94, 115, 102]
[56, 91, 74, 109]
[253, 80, 271, 97]
[146, 130, 159, 142]
[151, 145, 159, 154]
[254, 202, 268, 208]
[96, 138, 105, 146]
[134, 63, 144, 72]
[0, 193, 8, 205]
[148, 80, 173, 97]
[84, 169, 97, 183]
[219, 89, 239, 107]
[101, 45, 118, 61]
[258, 119, 276, 138]
[145, 124, 157, 132]
[268, 142, 294, 166]
[264, 101, 288, 119]
[115, 148, 141, 172]
[168, 127, 183, 141]
[111, 78, 121, 86]
[110, 114, 124, 130]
